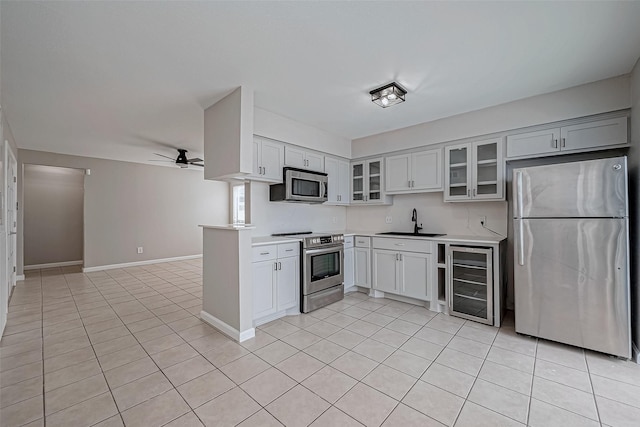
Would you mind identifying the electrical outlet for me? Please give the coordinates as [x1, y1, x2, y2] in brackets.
[479, 216, 487, 225]
[385, 216, 392, 224]
[137, 247, 143, 254]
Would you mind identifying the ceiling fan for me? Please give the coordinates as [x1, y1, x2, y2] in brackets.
[150, 149, 204, 168]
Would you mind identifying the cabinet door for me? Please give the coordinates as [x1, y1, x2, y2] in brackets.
[344, 247, 355, 288]
[306, 152, 325, 172]
[324, 157, 340, 204]
[252, 139, 261, 177]
[400, 252, 431, 301]
[253, 260, 277, 319]
[261, 140, 285, 182]
[506, 128, 560, 158]
[373, 249, 398, 293]
[354, 247, 370, 288]
[561, 117, 628, 152]
[385, 154, 411, 193]
[337, 159, 350, 204]
[444, 144, 472, 201]
[472, 138, 504, 200]
[367, 159, 383, 202]
[276, 256, 299, 311]
[351, 161, 366, 203]
[284, 146, 306, 169]
[412, 149, 442, 191]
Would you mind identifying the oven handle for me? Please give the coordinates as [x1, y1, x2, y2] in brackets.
[305, 245, 344, 255]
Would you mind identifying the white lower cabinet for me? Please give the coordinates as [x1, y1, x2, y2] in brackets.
[344, 246, 355, 289]
[372, 237, 432, 301]
[354, 236, 371, 288]
[252, 243, 300, 323]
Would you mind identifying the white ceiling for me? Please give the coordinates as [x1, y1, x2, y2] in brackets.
[3, 1, 640, 165]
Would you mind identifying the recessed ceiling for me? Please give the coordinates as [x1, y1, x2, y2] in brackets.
[2, 1, 640, 164]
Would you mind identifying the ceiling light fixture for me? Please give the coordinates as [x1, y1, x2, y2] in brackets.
[369, 82, 407, 108]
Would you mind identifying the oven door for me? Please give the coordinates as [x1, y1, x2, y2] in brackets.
[285, 169, 328, 203]
[304, 244, 344, 294]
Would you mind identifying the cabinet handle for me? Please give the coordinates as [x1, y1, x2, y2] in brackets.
[263, 166, 266, 175]
[552, 139, 557, 148]
[260, 252, 269, 255]
[258, 166, 262, 175]
[561, 138, 566, 148]
[395, 243, 405, 246]
[274, 262, 278, 271]
[278, 262, 281, 270]
[408, 180, 411, 188]
[467, 189, 471, 197]
[412, 180, 415, 187]
[473, 188, 476, 197]
[285, 249, 293, 252]
[396, 253, 399, 261]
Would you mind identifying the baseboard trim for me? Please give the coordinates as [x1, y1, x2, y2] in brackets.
[16, 275, 25, 281]
[343, 285, 358, 294]
[82, 254, 202, 273]
[633, 341, 640, 364]
[25, 260, 83, 271]
[200, 310, 255, 343]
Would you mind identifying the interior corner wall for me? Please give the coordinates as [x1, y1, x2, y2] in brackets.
[17, 150, 229, 274]
[23, 165, 84, 267]
[629, 57, 640, 359]
[352, 75, 632, 158]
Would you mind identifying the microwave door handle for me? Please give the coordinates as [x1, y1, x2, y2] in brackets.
[321, 181, 327, 198]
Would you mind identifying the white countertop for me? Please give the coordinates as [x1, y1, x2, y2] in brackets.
[200, 224, 256, 230]
[251, 230, 504, 246]
[252, 236, 302, 246]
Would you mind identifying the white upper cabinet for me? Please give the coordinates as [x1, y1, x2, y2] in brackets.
[506, 117, 628, 159]
[252, 136, 284, 182]
[445, 137, 504, 202]
[351, 158, 391, 205]
[324, 156, 350, 205]
[385, 148, 442, 194]
[285, 146, 324, 172]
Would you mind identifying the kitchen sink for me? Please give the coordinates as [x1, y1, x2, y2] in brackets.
[377, 232, 446, 238]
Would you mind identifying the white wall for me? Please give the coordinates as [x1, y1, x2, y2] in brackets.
[353, 75, 631, 158]
[17, 150, 229, 272]
[249, 182, 347, 236]
[255, 107, 351, 158]
[346, 193, 507, 237]
[23, 165, 84, 266]
[629, 58, 640, 359]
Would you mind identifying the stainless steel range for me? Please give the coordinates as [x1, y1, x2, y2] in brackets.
[272, 232, 344, 313]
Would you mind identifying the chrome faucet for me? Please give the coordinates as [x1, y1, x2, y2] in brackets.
[412, 208, 423, 234]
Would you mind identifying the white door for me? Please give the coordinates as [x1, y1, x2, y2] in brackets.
[373, 249, 398, 293]
[506, 128, 560, 158]
[561, 117, 627, 152]
[284, 146, 306, 169]
[324, 157, 339, 204]
[343, 247, 354, 288]
[253, 260, 277, 319]
[444, 144, 472, 201]
[400, 252, 431, 301]
[6, 145, 17, 298]
[0, 115, 5, 336]
[354, 247, 370, 288]
[337, 160, 350, 204]
[276, 256, 299, 311]
[305, 152, 324, 172]
[385, 154, 411, 193]
[412, 149, 442, 191]
[260, 140, 284, 182]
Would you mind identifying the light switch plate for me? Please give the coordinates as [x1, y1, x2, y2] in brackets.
[385, 216, 392, 224]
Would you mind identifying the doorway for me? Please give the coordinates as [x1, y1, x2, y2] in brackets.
[23, 165, 85, 271]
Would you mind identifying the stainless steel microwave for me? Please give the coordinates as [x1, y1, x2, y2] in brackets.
[269, 167, 328, 203]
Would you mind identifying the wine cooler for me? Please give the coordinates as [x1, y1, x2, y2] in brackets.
[448, 246, 493, 324]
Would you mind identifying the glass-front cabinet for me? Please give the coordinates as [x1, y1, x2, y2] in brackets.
[351, 158, 388, 204]
[448, 246, 493, 324]
[444, 138, 503, 202]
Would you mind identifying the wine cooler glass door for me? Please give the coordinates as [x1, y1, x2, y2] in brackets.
[448, 246, 493, 324]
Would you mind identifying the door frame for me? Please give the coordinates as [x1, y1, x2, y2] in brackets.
[6, 143, 17, 299]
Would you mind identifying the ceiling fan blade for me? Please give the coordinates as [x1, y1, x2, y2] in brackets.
[148, 159, 174, 163]
[154, 153, 176, 161]
[190, 163, 205, 167]
[187, 157, 203, 163]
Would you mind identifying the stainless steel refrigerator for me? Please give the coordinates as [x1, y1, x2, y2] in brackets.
[513, 156, 631, 358]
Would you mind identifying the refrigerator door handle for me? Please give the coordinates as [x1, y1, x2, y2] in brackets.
[516, 171, 523, 218]
[517, 219, 525, 266]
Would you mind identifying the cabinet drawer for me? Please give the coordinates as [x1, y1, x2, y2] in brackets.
[344, 236, 354, 248]
[355, 236, 371, 248]
[277, 242, 300, 258]
[252, 245, 277, 262]
[372, 237, 432, 253]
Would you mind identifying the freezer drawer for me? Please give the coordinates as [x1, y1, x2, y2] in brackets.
[514, 218, 631, 358]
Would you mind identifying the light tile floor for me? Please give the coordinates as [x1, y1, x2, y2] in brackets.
[1, 259, 640, 426]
